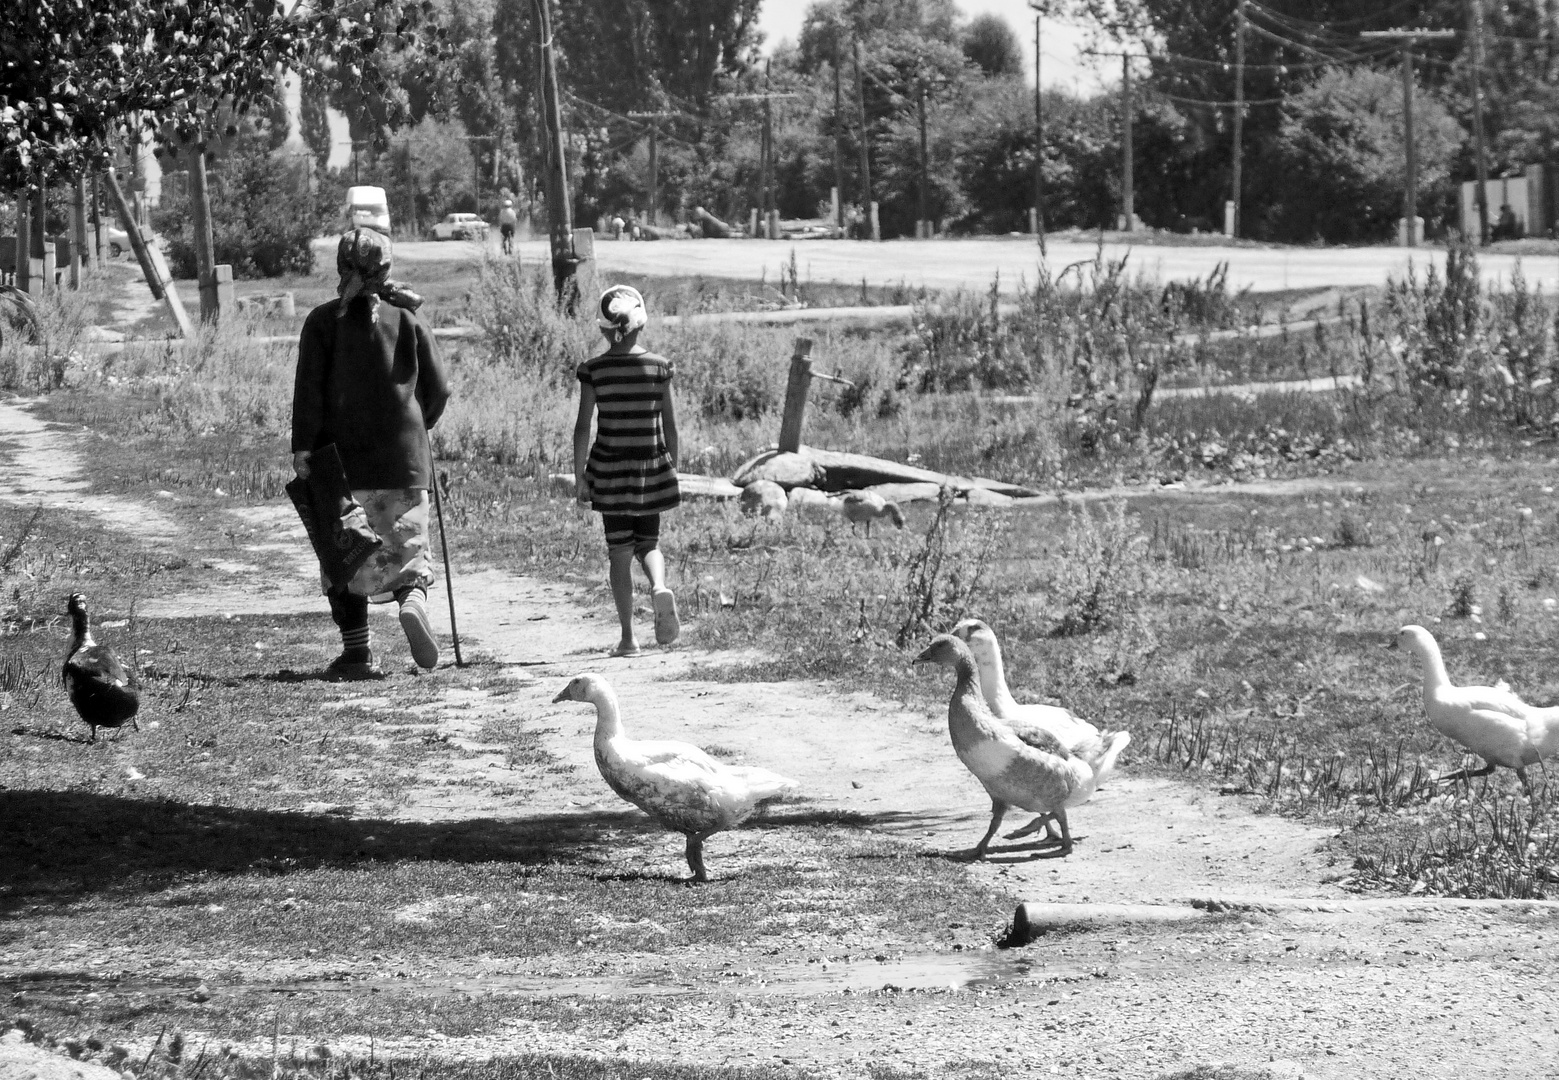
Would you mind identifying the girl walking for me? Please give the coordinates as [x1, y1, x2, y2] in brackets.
[573, 284, 680, 656]
[292, 229, 451, 678]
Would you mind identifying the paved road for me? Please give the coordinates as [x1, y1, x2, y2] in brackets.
[382, 233, 1559, 295]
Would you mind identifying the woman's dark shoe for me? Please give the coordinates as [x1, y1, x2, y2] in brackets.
[325, 648, 382, 681]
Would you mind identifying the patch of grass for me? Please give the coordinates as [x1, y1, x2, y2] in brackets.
[0, 1017, 810, 1080]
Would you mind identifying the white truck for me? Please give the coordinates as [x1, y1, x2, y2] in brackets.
[344, 186, 390, 234]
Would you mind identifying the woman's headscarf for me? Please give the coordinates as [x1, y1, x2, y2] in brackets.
[336, 228, 423, 320]
[597, 284, 647, 342]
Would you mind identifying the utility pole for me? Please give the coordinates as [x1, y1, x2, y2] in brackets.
[532, 0, 578, 298]
[832, 39, 847, 235]
[90, 173, 103, 266]
[763, 60, 775, 238]
[627, 110, 679, 227]
[916, 82, 930, 238]
[188, 144, 217, 319]
[1121, 55, 1134, 232]
[1082, 48, 1141, 233]
[725, 86, 800, 240]
[853, 36, 877, 241]
[1231, 0, 1246, 237]
[69, 176, 88, 288]
[1360, 29, 1457, 247]
[1401, 45, 1416, 245]
[1029, 1, 1045, 251]
[455, 134, 497, 219]
[1468, 0, 1491, 244]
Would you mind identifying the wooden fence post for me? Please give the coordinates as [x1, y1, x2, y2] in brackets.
[777, 338, 815, 453]
[572, 226, 597, 299]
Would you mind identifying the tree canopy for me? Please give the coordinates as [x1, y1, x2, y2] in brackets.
[1, 0, 449, 185]
[963, 12, 1024, 79]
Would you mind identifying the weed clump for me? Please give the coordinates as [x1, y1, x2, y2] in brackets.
[895, 488, 1009, 646]
[1448, 573, 1478, 619]
[1331, 514, 1371, 549]
[1052, 501, 1148, 637]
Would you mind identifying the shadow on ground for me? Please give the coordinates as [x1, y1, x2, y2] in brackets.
[0, 792, 945, 909]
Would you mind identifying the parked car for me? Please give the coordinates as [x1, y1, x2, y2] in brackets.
[429, 213, 489, 241]
[103, 225, 162, 258]
[344, 185, 391, 233]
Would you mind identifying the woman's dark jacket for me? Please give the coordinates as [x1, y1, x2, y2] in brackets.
[291, 299, 451, 489]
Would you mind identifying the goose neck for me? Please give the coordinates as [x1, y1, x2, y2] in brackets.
[588, 684, 625, 741]
[68, 611, 94, 653]
[1411, 638, 1451, 697]
[983, 643, 1020, 712]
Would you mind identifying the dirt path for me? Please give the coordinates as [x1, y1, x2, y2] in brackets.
[7, 400, 1559, 1080]
[135, 497, 1344, 907]
[0, 396, 180, 546]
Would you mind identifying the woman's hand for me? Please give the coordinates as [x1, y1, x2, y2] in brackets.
[574, 476, 590, 506]
[292, 451, 312, 479]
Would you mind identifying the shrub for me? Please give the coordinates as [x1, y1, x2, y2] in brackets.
[154, 134, 327, 279]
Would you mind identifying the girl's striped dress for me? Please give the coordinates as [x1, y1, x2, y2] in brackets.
[578, 350, 681, 514]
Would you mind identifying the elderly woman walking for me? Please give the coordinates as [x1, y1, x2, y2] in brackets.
[292, 229, 451, 678]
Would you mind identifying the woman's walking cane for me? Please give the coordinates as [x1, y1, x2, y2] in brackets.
[429, 448, 464, 667]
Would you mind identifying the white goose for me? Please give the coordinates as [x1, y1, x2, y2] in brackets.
[1398, 625, 1559, 792]
[914, 634, 1091, 858]
[839, 490, 905, 536]
[552, 674, 800, 881]
[950, 619, 1131, 839]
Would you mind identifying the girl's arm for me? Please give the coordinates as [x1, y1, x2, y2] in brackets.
[572, 382, 596, 504]
[661, 380, 679, 471]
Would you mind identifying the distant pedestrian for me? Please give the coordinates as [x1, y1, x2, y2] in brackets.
[498, 199, 518, 255]
[572, 284, 681, 656]
[1494, 203, 1520, 242]
[292, 229, 451, 678]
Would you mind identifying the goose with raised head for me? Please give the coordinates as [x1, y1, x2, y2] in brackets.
[1398, 625, 1559, 792]
[552, 673, 799, 881]
[914, 634, 1091, 858]
[950, 618, 1102, 746]
[62, 593, 140, 743]
[839, 490, 905, 537]
[950, 619, 1131, 840]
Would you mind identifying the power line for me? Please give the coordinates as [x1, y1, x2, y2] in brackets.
[1162, 91, 1288, 108]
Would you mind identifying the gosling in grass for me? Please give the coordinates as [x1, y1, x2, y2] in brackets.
[914, 634, 1089, 859]
[1397, 624, 1559, 793]
[552, 673, 799, 882]
[63, 593, 140, 742]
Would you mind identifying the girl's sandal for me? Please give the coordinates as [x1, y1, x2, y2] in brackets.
[652, 588, 680, 646]
[609, 643, 643, 658]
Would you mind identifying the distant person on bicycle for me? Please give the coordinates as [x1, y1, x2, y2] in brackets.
[292, 228, 451, 678]
[499, 200, 518, 255]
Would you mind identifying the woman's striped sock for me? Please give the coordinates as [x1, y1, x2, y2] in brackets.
[340, 625, 372, 656]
